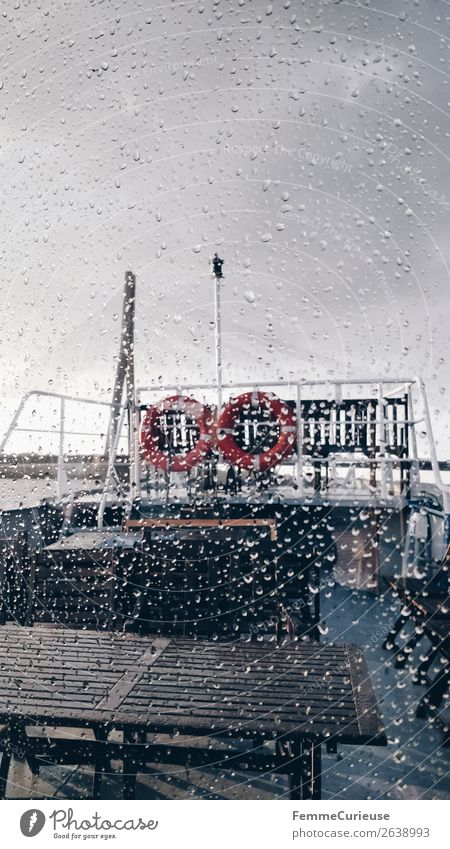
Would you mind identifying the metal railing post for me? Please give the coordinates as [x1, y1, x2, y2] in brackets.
[295, 383, 303, 495]
[407, 384, 420, 494]
[98, 403, 127, 529]
[56, 397, 69, 501]
[378, 384, 387, 500]
[0, 393, 31, 453]
[132, 398, 141, 503]
[416, 376, 450, 513]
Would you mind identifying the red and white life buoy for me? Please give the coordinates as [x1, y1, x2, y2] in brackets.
[216, 391, 296, 471]
[140, 395, 213, 472]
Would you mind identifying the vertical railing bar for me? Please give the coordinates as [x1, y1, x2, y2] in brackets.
[98, 403, 127, 529]
[56, 397, 67, 501]
[0, 393, 31, 453]
[296, 383, 303, 496]
[378, 384, 387, 500]
[416, 377, 450, 513]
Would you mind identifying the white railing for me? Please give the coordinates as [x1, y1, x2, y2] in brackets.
[1, 378, 448, 520]
[130, 376, 449, 511]
[0, 391, 115, 501]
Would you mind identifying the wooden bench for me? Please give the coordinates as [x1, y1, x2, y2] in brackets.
[0, 533, 29, 625]
[28, 532, 142, 631]
[0, 624, 386, 800]
[26, 524, 322, 642]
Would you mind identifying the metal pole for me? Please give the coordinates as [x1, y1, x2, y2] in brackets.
[295, 383, 303, 495]
[98, 402, 127, 529]
[132, 397, 141, 503]
[214, 272, 223, 412]
[123, 271, 138, 504]
[407, 384, 420, 494]
[416, 376, 450, 513]
[378, 383, 387, 500]
[56, 397, 69, 500]
[212, 253, 225, 413]
[0, 393, 30, 453]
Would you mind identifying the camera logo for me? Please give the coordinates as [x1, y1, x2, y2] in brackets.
[20, 810, 46, 837]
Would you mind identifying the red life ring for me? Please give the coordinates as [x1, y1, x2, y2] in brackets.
[140, 395, 213, 472]
[217, 391, 296, 471]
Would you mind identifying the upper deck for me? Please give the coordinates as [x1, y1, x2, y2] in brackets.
[0, 376, 448, 519]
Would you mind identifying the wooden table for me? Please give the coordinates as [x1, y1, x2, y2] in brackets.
[0, 624, 386, 799]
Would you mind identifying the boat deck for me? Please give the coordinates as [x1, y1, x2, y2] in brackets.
[0, 624, 385, 800]
[1, 583, 449, 800]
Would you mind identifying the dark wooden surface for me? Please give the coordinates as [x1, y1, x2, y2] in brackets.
[0, 624, 385, 745]
[386, 578, 450, 629]
[383, 577, 450, 662]
[423, 616, 450, 646]
[383, 577, 450, 739]
[412, 597, 450, 619]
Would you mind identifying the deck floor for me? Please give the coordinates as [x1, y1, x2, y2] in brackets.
[2, 584, 450, 800]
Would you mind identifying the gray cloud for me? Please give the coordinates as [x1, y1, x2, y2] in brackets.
[0, 0, 449, 454]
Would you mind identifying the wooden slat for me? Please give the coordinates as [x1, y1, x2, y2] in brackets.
[423, 617, 450, 649]
[347, 646, 386, 740]
[126, 517, 278, 540]
[411, 597, 450, 619]
[95, 637, 171, 710]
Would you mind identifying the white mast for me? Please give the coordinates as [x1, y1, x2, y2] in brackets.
[212, 253, 224, 412]
[99, 270, 137, 526]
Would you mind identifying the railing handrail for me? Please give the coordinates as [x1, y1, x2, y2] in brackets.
[0, 390, 113, 451]
[10, 389, 112, 407]
[136, 377, 415, 394]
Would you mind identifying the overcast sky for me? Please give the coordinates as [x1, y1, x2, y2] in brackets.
[0, 0, 449, 456]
